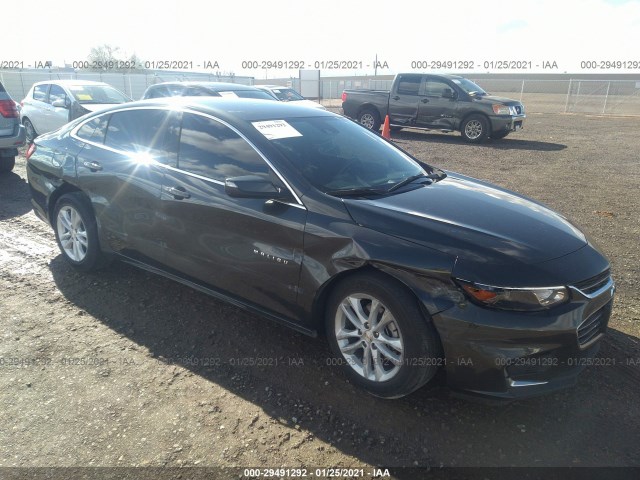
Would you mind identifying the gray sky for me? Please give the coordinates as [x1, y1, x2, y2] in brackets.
[5, 0, 640, 77]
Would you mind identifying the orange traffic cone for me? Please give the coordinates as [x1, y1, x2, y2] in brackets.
[381, 115, 391, 140]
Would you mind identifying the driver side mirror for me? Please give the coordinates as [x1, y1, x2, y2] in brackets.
[442, 88, 456, 99]
[51, 98, 70, 108]
[225, 175, 289, 199]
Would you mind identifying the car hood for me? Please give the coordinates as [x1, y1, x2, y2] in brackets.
[474, 95, 521, 106]
[343, 173, 587, 266]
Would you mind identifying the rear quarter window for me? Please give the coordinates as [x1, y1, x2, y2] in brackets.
[76, 115, 110, 144]
[33, 85, 48, 102]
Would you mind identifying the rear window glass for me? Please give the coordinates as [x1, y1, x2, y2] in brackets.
[76, 115, 110, 144]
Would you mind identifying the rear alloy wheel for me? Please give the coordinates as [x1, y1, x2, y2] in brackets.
[0, 156, 15, 173]
[54, 193, 106, 271]
[23, 118, 37, 144]
[357, 109, 381, 131]
[461, 114, 489, 143]
[326, 273, 441, 398]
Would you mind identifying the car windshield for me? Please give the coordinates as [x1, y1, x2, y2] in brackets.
[68, 85, 130, 104]
[269, 88, 305, 102]
[267, 116, 437, 195]
[451, 78, 487, 96]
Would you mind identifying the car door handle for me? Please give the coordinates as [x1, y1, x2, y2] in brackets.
[421, 98, 430, 103]
[164, 186, 190, 199]
[82, 160, 102, 171]
[392, 96, 400, 101]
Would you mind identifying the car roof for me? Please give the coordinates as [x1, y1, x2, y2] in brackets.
[95, 97, 333, 124]
[257, 85, 291, 90]
[149, 81, 262, 91]
[33, 79, 110, 87]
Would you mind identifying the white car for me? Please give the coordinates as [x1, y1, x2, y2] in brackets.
[21, 80, 131, 142]
[256, 85, 326, 109]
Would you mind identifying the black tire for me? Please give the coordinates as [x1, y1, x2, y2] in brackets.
[53, 193, 106, 272]
[491, 131, 510, 140]
[357, 108, 381, 131]
[0, 156, 15, 173]
[325, 272, 441, 399]
[23, 118, 37, 144]
[390, 126, 403, 132]
[461, 114, 489, 143]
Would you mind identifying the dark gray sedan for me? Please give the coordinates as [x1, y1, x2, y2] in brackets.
[26, 98, 614, 400]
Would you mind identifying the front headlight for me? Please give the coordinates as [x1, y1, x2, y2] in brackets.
[492, 104, 511, 115]
[456, 280, 569, 311]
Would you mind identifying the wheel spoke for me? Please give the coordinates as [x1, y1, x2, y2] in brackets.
[376, 341, 402, 364]
[76, 232, 88, 247]
[368, 299, 382, 325]
[59, 210, 72, 231]
[377, 332, 403, 352]
[372, 310, 393, 332]
[340, 341, 362, 355]
[336, 328, 361, 341]
[372, 348, 385, 382]
[362, 344, 372, 379]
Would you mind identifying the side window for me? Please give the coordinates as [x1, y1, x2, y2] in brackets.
[424, 80, 452, 97]
[145, 86, 169, 99]
[183, 87, 207, 96]
[104, 109, 181, 165]
[178, 113, 269, 181]
[396, 76, 422, 96]
[33, 84, 48, 102]
[76, 115, 110, 144]
[48, 85, 67, 105]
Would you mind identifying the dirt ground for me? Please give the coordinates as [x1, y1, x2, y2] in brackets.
[1, 113, 639, 478]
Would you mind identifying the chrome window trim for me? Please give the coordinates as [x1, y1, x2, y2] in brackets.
[69, 105, 306, 209]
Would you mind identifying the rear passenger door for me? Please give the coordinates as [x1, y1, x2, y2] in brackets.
[159, 112, 307, 319]
[75, 108, 180, 265]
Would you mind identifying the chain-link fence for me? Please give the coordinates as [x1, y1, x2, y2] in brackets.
[0, 71, 254, 101]
[318, 78, 640, 115]
[3, 71, 638, 116]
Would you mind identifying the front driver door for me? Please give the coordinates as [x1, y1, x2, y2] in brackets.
[388, 74, 424, 126]
[159, 112, 306, 320]
[416, 78, 458, 129]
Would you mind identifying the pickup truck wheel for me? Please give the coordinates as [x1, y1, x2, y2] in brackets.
[357, 109, 381, 131]
[390, 126, 403, 132]
[0, 156, 16, 173]
[326, 272, 441, 399]
[461, 114, 489, 143]
[491, 131, 510, 140]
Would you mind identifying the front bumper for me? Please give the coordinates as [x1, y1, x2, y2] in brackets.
[431, 273, 614, 399]
[490, 114, 526, 134]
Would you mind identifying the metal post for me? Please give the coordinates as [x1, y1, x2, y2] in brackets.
[520, 79, 524, 102]
[564, 79, 572, 113]
[602, 81, 611, 114]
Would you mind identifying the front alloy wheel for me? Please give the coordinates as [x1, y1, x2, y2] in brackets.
[461, 114, 489, 143]
[335, 294, 404, 382]
[326, 273, 441, 398]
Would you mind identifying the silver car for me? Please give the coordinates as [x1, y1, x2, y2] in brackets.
[0, 81, 26, 173]
[20, 80, 131, 143]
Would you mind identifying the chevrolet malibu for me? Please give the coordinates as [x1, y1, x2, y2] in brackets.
[26, 98, 614, 400]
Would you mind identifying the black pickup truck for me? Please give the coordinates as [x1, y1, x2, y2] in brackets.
[342, 73, 525, 143]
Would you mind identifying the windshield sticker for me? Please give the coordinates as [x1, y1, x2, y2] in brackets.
[218, 91, 238, 97]
[252, 120, 303, 140]
[76, 94, 93, 101]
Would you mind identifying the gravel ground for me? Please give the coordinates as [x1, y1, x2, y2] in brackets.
[0, 112, 639, 478]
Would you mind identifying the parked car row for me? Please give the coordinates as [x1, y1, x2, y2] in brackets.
[25, 94, 614, 400]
